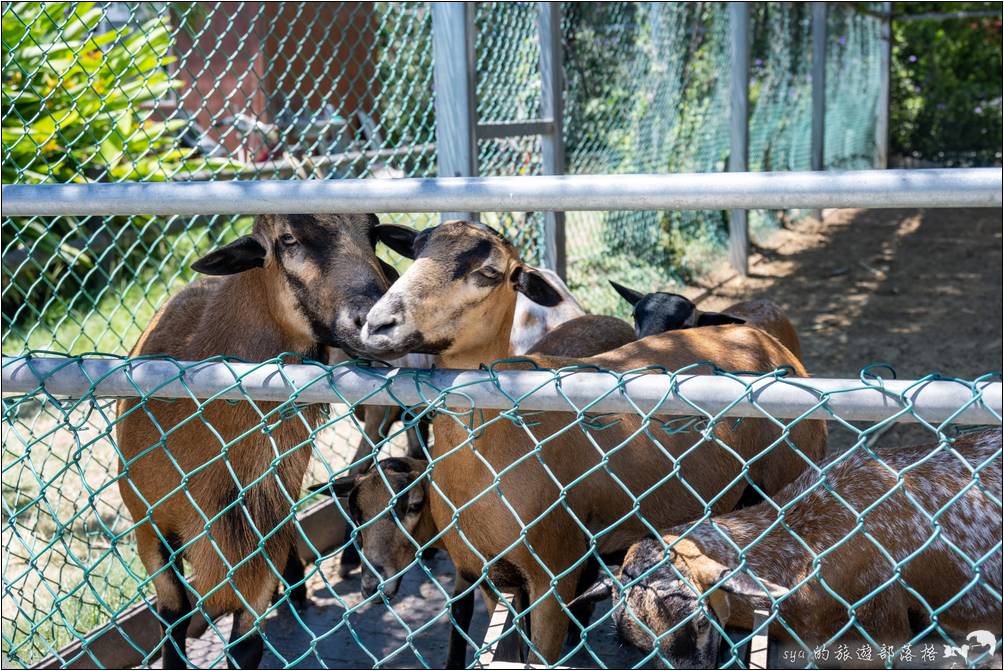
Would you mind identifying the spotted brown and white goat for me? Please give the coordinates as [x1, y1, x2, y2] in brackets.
[358, 220, 827, 662]
[598, 428, 1002, 669]
[116, 213, 398, 669]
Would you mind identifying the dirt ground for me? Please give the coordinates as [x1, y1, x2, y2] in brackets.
[682, 207, 1003, 452]
[689, 207, 1002, 380]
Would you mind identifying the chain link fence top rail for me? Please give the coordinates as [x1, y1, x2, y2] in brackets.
[1, 353, 1001, 668]
[3, 2, 884, 356]
[6, 3, 996, 670]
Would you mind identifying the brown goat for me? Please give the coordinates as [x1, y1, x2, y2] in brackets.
[357, 220, 827, 662]
[526, 314, 636, 357]
[116, 213, 396, 669]
[318, 457, 473, 668]
[719, 299, 802, 361]
[315, 302, 631, 665]
[335, 267, 589, 579]
[603, 428, 1003, 668]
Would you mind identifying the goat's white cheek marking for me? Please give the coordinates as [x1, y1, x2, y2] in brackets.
[392, 258, 439, 327]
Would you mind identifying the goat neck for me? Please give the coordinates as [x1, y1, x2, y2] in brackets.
[193, 269, 321, 362]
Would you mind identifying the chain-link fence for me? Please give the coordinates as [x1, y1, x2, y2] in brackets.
[6, 3, 999, 670]
[2, 2, 885, 356]
[560, 3, 884, 313]
[3, 354, 1001, 669]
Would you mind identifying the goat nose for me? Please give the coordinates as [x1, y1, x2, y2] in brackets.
[367, 312, 399, 336]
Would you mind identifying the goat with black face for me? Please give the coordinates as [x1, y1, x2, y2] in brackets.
[609, 281, 744, 339]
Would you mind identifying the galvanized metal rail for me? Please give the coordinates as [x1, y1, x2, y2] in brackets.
[4, 356, 1000, 425]
[2, 168, 1000, 217]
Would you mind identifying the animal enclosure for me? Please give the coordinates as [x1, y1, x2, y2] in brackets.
[3, 2, 1003, 670]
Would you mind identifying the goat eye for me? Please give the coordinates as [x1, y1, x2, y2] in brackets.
[478, 267, 501, 280]
[280, 233, 298, 247]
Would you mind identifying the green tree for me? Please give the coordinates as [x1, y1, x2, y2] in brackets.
[891, 2, 1002, 164]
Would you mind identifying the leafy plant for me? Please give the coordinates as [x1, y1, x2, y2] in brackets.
[890, 2, 1002, 165]
[1, 2, 234, 324]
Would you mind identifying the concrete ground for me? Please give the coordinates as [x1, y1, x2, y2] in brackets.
[169, 552, 647, 669]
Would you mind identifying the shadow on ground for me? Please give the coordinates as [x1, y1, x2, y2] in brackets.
[173, 553, 646, 669]
[693, 207, 1002, 452]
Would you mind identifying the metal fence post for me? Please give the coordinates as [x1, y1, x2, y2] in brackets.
[811, 2, 827, 222]
[537, 1, 566, 279]
[728, 2, 750, 277]
[432, 2, 478, 222]
[877, 1, 892, 169]
[811, 2, 827, 172]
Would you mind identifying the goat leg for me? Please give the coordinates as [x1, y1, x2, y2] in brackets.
[445, 574, 476, 668]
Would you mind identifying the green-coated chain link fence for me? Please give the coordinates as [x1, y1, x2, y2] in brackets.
[2, 354, 1002, 669]
[561, 2, 884, 314]
[3, 2, 885, 355]
[5, 3, 997, 670]
[2, 1, 442, 356]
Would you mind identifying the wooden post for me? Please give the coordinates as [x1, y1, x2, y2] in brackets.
[537, 2, 567, 279]
[728, 2, 750, 277]
[748, 608, 771, 669]
[431, 2, 478, 222]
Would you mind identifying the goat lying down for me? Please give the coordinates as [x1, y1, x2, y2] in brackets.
[587, 428, 1002, 668]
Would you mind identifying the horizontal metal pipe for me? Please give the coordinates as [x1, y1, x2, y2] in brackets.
[1, 168, 999, 217]
[476, 119, 555, 139]
[3, 357, 1000, 425]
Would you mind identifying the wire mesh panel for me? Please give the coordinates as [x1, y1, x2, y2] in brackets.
[561, 3, 885, 314]
[5, 4, 992, 670]
[2, 2, 441, 356]
[2, 355, 1001, 668]
[2, 2, 887, 357]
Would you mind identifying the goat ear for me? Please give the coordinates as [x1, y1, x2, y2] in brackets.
[696, 312, 746, 327]
[717, 568, 788, 600]
[379, 258, 400, 283]
[512, 266, 563, 307]
[376, 224, 419, 259]
[191, 236, 265, 275]
[609, 280, 645, 307]
[570, 577, 613, 607]
[309, 475, 357, 498]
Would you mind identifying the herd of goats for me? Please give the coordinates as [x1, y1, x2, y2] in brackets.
[111, 213, 1002, 669]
